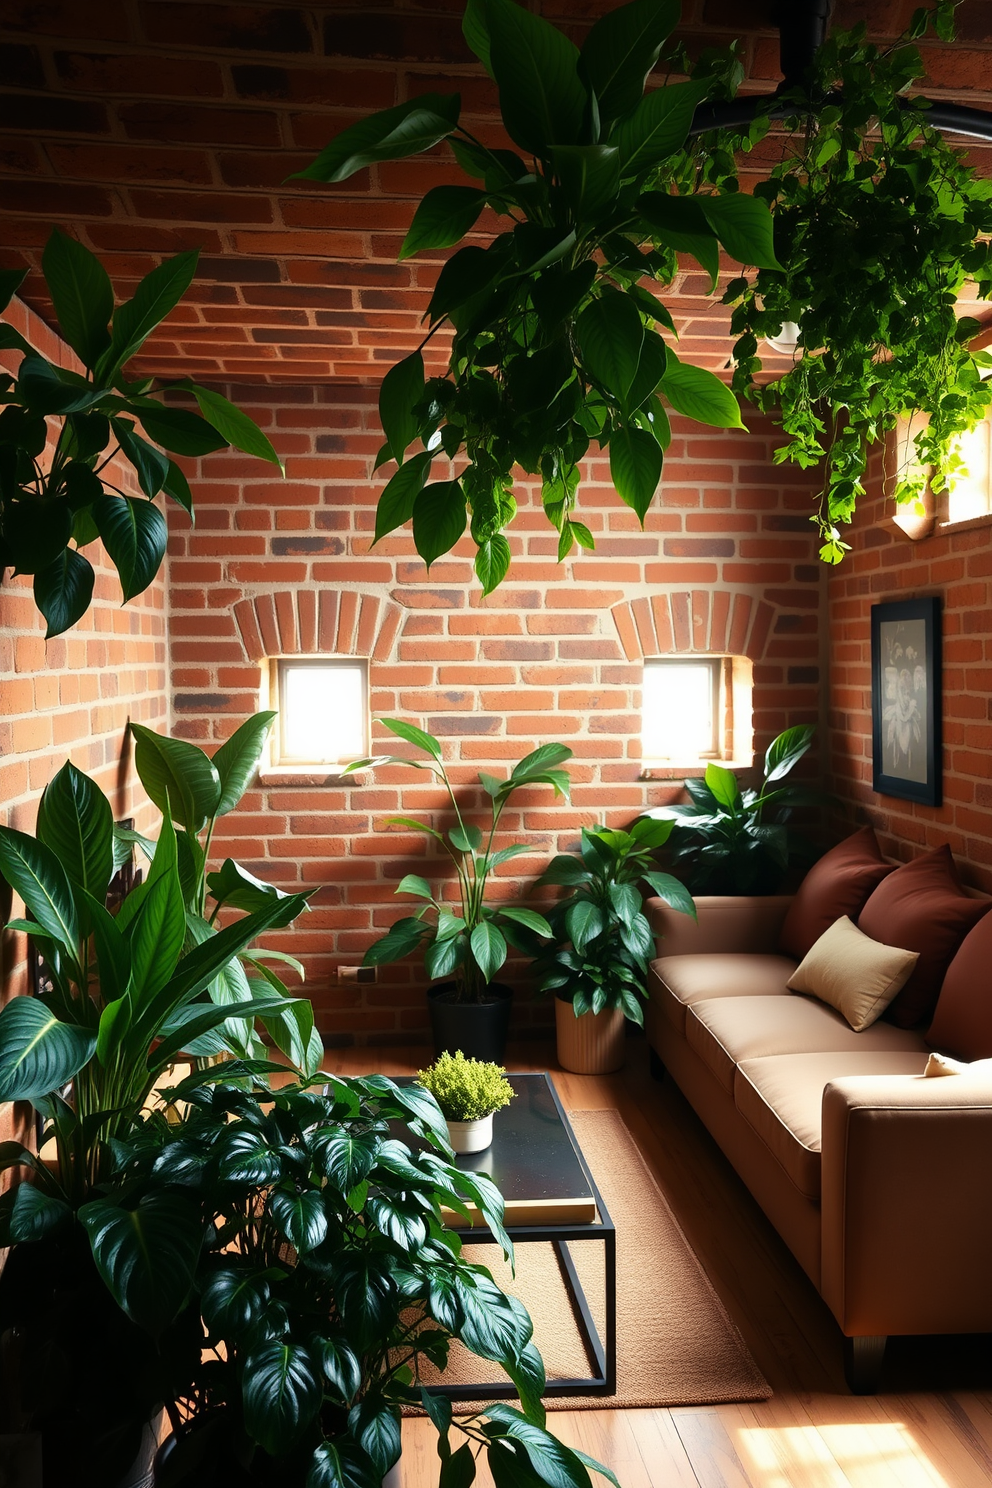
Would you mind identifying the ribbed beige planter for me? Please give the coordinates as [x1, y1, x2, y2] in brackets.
[554, 998, 626, 1074]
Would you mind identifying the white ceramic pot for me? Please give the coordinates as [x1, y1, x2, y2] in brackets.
[446, 1113, 494, 1153]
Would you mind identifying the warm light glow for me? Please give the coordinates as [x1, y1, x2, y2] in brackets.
[737, 1421, 950, 1488]
[643, 661, 717, 759]
[947, 414, 992, 522]
[279, 663, 365, 763]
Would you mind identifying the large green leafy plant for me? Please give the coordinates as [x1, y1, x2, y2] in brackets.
[0, 230, 281, 635]
[345, 720, 571, 1001]
[642, 724, 824, 894]
[107, 1065, 618, 1488]
[725, 3, 992, 561]
[297, 0, 778, 592]
[534, 820, 693, 1022]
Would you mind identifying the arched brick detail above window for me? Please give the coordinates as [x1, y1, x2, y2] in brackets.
[611, 591, 776, 662]
[233, 590, 405, 663]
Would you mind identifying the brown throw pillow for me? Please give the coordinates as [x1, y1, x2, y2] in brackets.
[858, 845, 991, 1028]
[787, 916, 919, 1031]
[779, 826, 894, 960]
[926, 908, 992, 1059]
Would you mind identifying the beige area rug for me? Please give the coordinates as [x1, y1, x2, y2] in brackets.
[418, 1108, 770, 1411]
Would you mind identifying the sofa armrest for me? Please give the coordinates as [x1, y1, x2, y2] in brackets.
[821, 1074, 992, 1337]
[643, 894, 794, 956]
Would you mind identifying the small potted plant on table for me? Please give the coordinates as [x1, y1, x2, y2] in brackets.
[345, 720, 572, 1062]
[417, 1049, 515, 1153]
[535, 820, 694, 1075]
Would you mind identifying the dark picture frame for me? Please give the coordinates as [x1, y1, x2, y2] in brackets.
[871, 596, 942, 807]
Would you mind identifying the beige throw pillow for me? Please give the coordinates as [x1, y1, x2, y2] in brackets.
[787, 915, 919, 1032]
[924, 1051, 992, 1078]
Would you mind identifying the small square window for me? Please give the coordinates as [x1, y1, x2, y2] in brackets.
[643, 659, 720, 761]
[947, 414, 992, 523]
[270, 659, 368, 767]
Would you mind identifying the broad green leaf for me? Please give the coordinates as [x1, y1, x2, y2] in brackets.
[551, 146, 620, 217]
[379, 351, 425, 466]
[483, 1404, 593, 1488]
[637, 193, 720, 287]
[348, 1400, 401, 1478]
[163, 458, 194, 516]
[462, 0, 493, 76]
[41, 228, 112, 370]
[487, 843, 531, 869]
[374, 450, 432, 543]
[36, 761, 114, 908]
[80, 1193, 202, 1337]
[413, 479, 467, 568]
[0, 267, 28, 316]
[704, 761, 742, 810]
[475, 533, 511, 595]
[425, 932, 464, 981]
[641, 870, 695, 918]
[82, 896, 129, 1007]
[565, 899, 605, 951]
[129, 722, 222, 832]
[211, 710, 276, 814]
[576, 292, 643, 404]
[396, 873, 434, 900]
[313, 1130, 379, 1190]
[0, 827, 80, 960]
[625, 327, 668, 413]
[764, 723, 815, 783]
[307, 1439, 379, 1488]
[207, 858, 294, 918]
[269, 1187, 328, 1254]
[615, 78, 711, 175]
[363, 917, 428, 968]
[0, 998, 95, 1103]
[110, 417, 169, 497]
[608, 881, 641, 929]
[449, 823, 483, 853]
[8, 1183, 71, 1243]
[428, 243, 508, 322]
[486, 0, 587, 155]
[400, 187, 487, 260]
[96, 994, 131, 1067]
[200, 1266, 272, 1338]
[699, 192, 782, 270]
[134, 403, 228, 457]
[581, 0, 680, 123]
[243, 1341, 323, 1457]
[629, 816, 673, 849]
[379, 717, 443, 760]
[660, 355, 746, 430]
[320, 1337, 363, 1405]
[153, 992, 304, 1070]
[293, 95, 461, 182]
[610, 424, 663, 522]
[104, 251, 199, 377]
[531, 261, 597, 330]
[127, 812, 186, 1004]
[93, 495, 167, 601]
[189, 384, 282, 469]
[0, 323, 32, 356]
[17, 355, 105, 415]
[537, 855, 588, 887]
[500, 907, 552, 938]
[470, 921, 507, 982]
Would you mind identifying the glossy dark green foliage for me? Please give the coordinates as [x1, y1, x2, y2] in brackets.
[722, 2, 992, 561]
[641, 724, 829, 895]
[110, 1068, 616, 1487]
[533, 822, 693, 1023]
[301, 0, 775, 591]
[0, 229, 282, 636]
[344, 721, 572, 1002]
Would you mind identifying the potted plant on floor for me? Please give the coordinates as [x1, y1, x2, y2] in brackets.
[96, 1063, 619, 1488]
[641, 725, 825, 895]
[534, 820, 694, 1074]
[344, 720, 572, 1061]
[0, 727, 311, 1486]
[417, 1049, 515, 1153]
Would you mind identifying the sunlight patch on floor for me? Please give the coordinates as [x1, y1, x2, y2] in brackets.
[738, 1420, 950, 1488]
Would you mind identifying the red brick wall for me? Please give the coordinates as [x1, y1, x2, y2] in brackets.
[828, 456, 992, 890]
[168, 385, 826, 1046]
[0, 300, 168, 1148]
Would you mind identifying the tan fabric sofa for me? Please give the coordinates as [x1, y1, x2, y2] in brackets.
[644, 894, 992, 1392]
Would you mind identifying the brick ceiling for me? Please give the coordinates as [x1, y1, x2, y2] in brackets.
[3, 0, 992, 384]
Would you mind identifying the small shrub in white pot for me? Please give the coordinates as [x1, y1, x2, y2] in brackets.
[417, 1051, 514, 1153]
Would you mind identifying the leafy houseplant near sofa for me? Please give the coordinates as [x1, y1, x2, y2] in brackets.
[642, 724, 823, 895]
[297, 0, 774, 592]
[104, 1064, 618, 1488]
[0, 230, 281, 637]
[534, 821, 694, 1074]
[345, 720, 572, 1061]
[418, 1049, 515, 1153]
[0, 725, 310, 1484]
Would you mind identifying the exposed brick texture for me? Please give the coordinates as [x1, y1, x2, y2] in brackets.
[828, 459, 992, 892]
[1, 3, 990, 380]
[167, 385, 825, 1046]
[0, 298, 167, 1156]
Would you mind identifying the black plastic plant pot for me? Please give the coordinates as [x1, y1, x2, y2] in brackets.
[427, 982, 512, 1062]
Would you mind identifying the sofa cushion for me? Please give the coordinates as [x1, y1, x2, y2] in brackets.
[686, 994, 929, 1094]
[779, 826, 893, 960]
[926, 909, 992, 1059]
[858, 845, 991, 1029]
[787, 916, 919, 1031]
[649, 952, 797, 1033]
[734, 1051, 931, 1200]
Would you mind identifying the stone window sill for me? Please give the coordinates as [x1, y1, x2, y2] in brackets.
[257, 768, 368, 788]
[639, 759, 752, 780]
[937, 511, 992, 536]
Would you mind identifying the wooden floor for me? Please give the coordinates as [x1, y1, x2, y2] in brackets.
[325, 1039, 992, 1488]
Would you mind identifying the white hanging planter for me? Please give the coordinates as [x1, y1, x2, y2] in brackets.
[445, 1113, 494, 1153]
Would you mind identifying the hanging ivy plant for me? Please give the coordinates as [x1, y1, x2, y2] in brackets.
[298, 0, 778, 591]
[724, 2, 992, 561]
[0, 231, 282, 636]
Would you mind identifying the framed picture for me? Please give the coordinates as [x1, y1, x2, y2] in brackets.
[871, 596, 942, 807]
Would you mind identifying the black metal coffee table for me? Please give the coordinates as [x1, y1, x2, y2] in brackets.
[420, 1072, 617, 1399]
